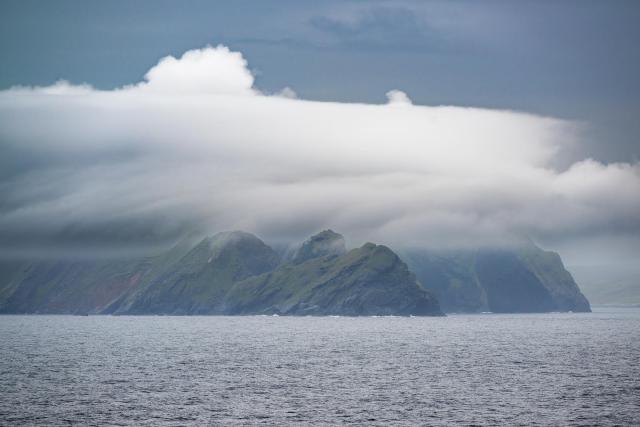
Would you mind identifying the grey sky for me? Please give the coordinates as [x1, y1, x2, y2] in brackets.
[0, 1, 639, 276]
[1, 0, 638, 164]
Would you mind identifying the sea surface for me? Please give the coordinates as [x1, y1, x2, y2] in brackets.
[1, 307, 639, 426]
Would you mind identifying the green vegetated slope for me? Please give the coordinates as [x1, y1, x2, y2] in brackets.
[399, 242, 591, 313]
[106, 231, 280, 314]
[0, 230, 442, 316]
[225, 241, 442, 316]
[0, 258, 151, 314]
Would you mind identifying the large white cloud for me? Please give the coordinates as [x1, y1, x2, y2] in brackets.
[139, 45, 255, 95]
[0, 45, 638, 258]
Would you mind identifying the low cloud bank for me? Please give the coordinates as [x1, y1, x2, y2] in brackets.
[0, 45, 638, 259]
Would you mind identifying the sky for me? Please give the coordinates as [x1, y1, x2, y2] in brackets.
[2, 0, 639, 164]
[0, 1, 639, 271]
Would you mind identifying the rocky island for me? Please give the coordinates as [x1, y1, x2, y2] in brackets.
[0, 230, 590, 315]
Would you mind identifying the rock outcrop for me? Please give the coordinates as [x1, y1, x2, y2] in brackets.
[400, 242, 591, 313]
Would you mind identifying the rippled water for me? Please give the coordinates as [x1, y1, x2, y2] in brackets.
[1, 308, 639, 426]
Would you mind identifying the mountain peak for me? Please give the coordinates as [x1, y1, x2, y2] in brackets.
[292, 230, 346, 264]
[207, 230, 260, 244]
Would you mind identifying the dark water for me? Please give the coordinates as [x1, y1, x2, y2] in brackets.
[1, 308, 639, 426]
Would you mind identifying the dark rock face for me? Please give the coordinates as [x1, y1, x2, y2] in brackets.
[515, 245, 591, 312]
[399, 252, 487, 313]
[474, 250, 556, 313]
[400, 243, 591, 313]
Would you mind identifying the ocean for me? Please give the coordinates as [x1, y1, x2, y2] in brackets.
[1, 307, 639, 426]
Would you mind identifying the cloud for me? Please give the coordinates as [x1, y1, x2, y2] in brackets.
[275, 87, 297, 99]
[386, 90, 412, 105]
[139, 45, 255, 95]
[0, 45, 638, 259]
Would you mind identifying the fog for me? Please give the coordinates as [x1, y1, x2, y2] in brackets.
[0, 45, 638, 266]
